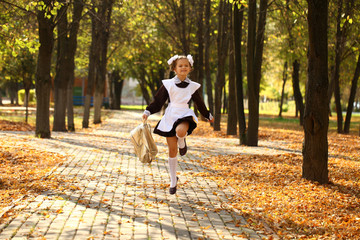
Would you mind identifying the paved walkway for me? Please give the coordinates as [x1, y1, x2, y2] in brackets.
[0, 110, 282, 240]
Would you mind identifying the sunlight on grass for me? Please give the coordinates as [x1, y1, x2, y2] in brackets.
[1, 102, 359, 135]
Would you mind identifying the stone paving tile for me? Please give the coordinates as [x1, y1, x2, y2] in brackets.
[0, 110, 281, 240]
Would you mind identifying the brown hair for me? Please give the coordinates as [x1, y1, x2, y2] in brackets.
[169, 55, 192, 71]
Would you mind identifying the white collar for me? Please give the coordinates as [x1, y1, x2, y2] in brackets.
[174, 76, 190, 84]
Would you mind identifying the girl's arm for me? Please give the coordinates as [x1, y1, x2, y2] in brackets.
[142, 85, 169, 120]
[191, 90, 214, 122]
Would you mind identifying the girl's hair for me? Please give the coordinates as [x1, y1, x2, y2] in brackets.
[169, 55, 192, 71]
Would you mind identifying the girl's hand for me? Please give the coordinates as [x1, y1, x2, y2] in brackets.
[208, 113, 214, 123]
[142, 114, 148, 122]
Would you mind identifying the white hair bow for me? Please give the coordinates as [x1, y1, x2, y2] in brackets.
[167, 54, 194, 66]
[167, 55, 179, 65]
[186, 54, 194, 66]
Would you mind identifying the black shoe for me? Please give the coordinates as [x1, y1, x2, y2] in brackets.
[179, 139, 187, 156]
[169, 177, 179, 195]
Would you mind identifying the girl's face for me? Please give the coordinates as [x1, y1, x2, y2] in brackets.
[174, 58, 191, 79]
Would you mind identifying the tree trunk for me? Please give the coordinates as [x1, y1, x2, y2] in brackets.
[22, 54, 33, 124]
[93, 91, 103, 123]
[8, 81, 18, 105]
[332, 0, 344, 133]
[114, 79, 124, 110]
[222, 85, 227, 114]
[279, 61, 288, 117]
[35, 1, 55, 138]
[196, 0, 205, 120]
[83, 1, 101, 128]
[214, 0, 230, 131]
[344, 52, 360, 133]
[247, 0, 268, 146]
[108, 72, 114, 109]
[67, 76, 75, 132]
[204, 0, 214, 115]
[67, 0, 84, 132]
[93, 0, 114, 124]
[234, 3, 246, 145]
[282, 0, 303, 125]
[246, 0, 257, 145]
[109, 70, 123, 110]
[292, 60, 304, 125]
[328, 0, 353, 124]
[302, 0, 329, 184]
[53, 2, 69, 132]
[139, 75, 151, 105]
[227, 25, 237, 135]
[25, 88, 30, 123]
[180, 0, 189, 54]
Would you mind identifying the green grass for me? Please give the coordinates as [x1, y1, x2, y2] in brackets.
[120, 105, 146, 111]
[0, 106, 113, 130]
[1, 102, 359, 135]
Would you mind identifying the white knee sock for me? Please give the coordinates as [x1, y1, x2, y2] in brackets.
[176, 133, 187, 148]
[168, 157, 178, 188]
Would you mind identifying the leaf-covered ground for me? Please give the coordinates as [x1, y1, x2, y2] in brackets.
[0, 121, 66, 222]
[1, 117, 359, 239]
[0, 120, 35, 131]
[194, 120, 360, 239]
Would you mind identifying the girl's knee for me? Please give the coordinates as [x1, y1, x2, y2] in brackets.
[176, 123, 189, 137]
[169, 147, 178, 158]
[176, 129, 187, 138]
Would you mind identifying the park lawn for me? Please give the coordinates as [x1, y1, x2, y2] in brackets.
[194, 115, 360, 239]
[0, 106, 113, 131]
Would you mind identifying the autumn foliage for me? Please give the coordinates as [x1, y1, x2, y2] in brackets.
[1, 117, 360, 239]
[194, 120, 360, 239]
[0, 120, 35, 131]
[0, 121, 66, 222]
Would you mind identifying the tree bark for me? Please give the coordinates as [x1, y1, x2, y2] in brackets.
[53, 2, 69, 132]
[214, 0, 230, 131]
[196, 0, 205, 119]
[109, 70, 124, 110]
[67, 77, 75, 131]
[302, 0, 329, 184]
[35, 0, 55, 138]
[83, 0, 101, 128]
[247, 0, 268, 146]
[67, 0, 84, 132]
[332, 0, 344, 133]
[20, 49, 35, 124]
[93, 0, 114, 124]
[292, 60, 304, 125]
[282, 0, 304, 125]
[8, 81, 18, 105]
[227, 6, 237, 135]
[278, 61, 288, 117]
[234, 3, 246, 145]
[328, 0, 353, 126]
[344, 52, 360, 133]
[204, 0, 214, 115]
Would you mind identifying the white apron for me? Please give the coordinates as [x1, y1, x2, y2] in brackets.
[156, 78, 200, 133]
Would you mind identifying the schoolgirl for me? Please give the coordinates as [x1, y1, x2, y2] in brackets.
[142, 54, 214, 195]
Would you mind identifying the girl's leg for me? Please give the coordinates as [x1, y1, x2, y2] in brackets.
[166, 136, 178, 158]
[166, 136, 178, 189]
[175, 121, 189, 149]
